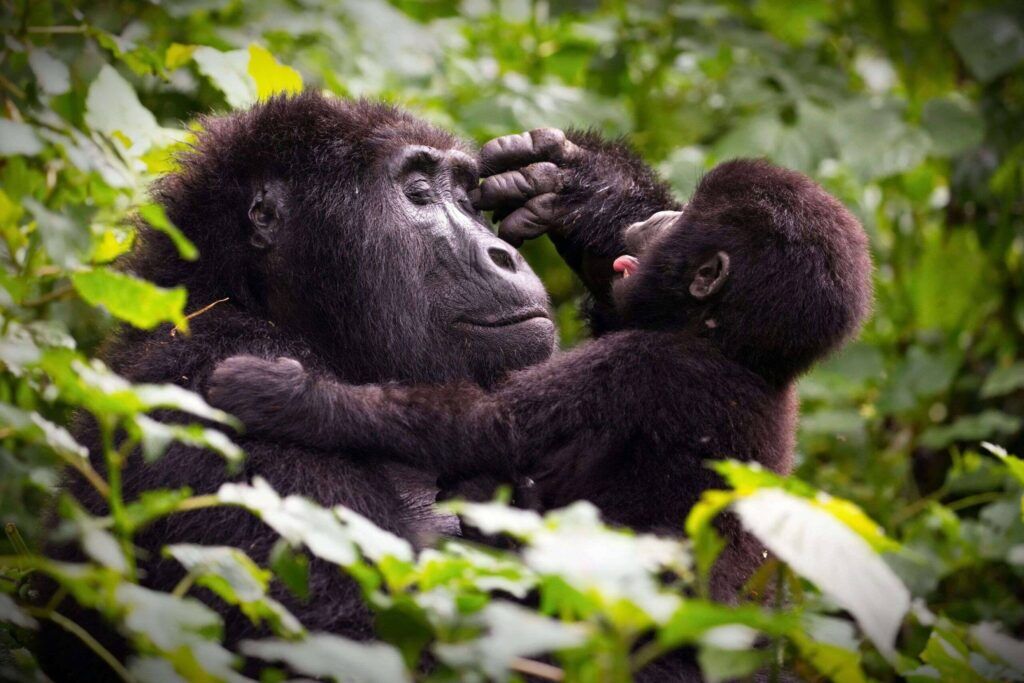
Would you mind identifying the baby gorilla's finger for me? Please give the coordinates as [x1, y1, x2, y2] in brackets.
[497, 193, 559, 246]
[472, 162, 561, 211]
[479, 128, 577, 175]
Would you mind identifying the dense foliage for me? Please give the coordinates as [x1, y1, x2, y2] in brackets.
[1, 1, 1022, 681]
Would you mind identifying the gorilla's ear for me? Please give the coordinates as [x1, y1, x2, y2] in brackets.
[248, 181, 286, 250]
[689, 251, 730, 300]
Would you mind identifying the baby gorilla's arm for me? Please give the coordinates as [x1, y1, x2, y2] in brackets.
[207, 356, 515, 481]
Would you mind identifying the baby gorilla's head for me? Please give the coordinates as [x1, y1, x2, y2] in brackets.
[614, 159, 872, 383]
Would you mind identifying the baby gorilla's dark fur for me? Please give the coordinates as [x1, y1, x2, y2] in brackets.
[210, 160, 873, 603]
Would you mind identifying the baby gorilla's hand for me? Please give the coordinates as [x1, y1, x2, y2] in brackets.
[207, 355, 310, 437]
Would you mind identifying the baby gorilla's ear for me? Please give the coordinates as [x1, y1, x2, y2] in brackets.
[689, 251, 730, 299]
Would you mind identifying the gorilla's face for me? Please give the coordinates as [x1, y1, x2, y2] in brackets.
[384, 144, 556, 384]
[260, 138, 555, 387]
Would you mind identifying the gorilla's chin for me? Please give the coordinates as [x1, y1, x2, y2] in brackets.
[456, 317, 557, 385]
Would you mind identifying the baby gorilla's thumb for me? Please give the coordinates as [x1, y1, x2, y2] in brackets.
[206, 355, 308, 434]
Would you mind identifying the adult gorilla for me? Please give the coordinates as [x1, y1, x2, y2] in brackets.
[40, 92, 676, 680]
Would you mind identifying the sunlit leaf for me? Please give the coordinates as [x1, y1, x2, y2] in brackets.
[193, 47, 256, 109]
[84, 65, 167, 155]
[248, 44, 303, 99]
[0, 593, 38, 630]
[435, 602, 585, 681]
[734, 490, 910, 658]
[139, 203, 198, 261]
[72, 267, 188, 330]
[0, 119, 44, 157]
[28, 49, 71, 95]
[242, 633, 411, 683]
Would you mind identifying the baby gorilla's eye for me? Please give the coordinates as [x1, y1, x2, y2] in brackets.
[404, 178, 433, 205]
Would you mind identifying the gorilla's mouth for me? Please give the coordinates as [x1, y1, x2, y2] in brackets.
[457, 307, 550, 328]
[613, 255, 640, 279]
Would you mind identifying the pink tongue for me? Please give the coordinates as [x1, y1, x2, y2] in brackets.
[612, 255, 639, 276]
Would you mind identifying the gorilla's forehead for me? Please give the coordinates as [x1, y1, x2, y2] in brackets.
[388, 144, 479, 178]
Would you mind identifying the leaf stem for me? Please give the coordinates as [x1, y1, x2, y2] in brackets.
[509, 657, 564, 681]
[44, 610, 137, 682]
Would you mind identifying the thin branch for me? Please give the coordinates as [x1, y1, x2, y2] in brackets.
[21, 284, 74, 307]
[509, 657, 564, 681]
[26, 25, 87, 34]
[43, 611, 136, 682]
[171, 297, 230, 336]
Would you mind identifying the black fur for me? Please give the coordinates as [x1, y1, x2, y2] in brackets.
[208, 159, 873, 604]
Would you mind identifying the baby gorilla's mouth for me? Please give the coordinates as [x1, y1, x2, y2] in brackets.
[612, 254, 640, 279]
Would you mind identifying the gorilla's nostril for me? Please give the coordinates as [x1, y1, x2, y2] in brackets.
[488, 247, 517, 273]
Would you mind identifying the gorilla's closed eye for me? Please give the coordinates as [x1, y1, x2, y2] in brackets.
[405, 178, 433, 205]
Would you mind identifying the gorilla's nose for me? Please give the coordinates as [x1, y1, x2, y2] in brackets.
[487, 245, 518, 274]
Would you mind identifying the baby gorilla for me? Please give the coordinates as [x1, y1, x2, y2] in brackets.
[208, 159, 872, 598]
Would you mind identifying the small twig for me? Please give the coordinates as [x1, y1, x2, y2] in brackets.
[171, 297, 230, 336]
[171, 571, 197, 598]
[26, 25, 87, 33]
[43, 611, 136, 682]
[21, 284, 73, 307]
[509, 657, 564, 681]
[68, 458, 111, 499]
[4, 523, 29, 555]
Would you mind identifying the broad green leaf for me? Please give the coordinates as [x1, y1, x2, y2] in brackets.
[79, 521, 129, 574]
[435, 602, 585, 681]
[922, 95, 984, 157]
[241, 633, 411, 683]
[950, 10, 1024, 82]
[733, 489, 910, 658]
[72, 267, 187, 330]
[0, 593, 38, 630]
[791, 631, 868, 683]
[0, 119, 44, 156]
[270, 540, 310, 601]
[697, 645, 768, 683]
[24, 198, 89, 268]
[122, 488, 193, 532]
[335, 506, 414, 563]
[218, 478, 358, 566]
[28, 49, 70, 95]
[920, 411, 1022, 450]
[139, 203, 198, 261]
[166, 544, 303, 636]
[982, 443, 1024, 487]
[165, 43, 198, 70]
[981, 362, 1024, 398]
[116, 583, 223, 650]
[248, 44, 303, 99]
[0, 404, 89, 462]
[919, 627, 987, 683]
[659, 600, 795, 648]
[134, 415, 243, 465]
[444, 499, 544, 538]
[84, 65, 165, 156]
[193, 47, 256, 109]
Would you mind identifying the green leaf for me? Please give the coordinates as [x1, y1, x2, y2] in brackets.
[920, 411, 1023, 450]
[0, 593, 38, 630]
[434, 602, 585, 681]
[24, 198, 90, 268]
[922, 95, 984, 157]
[241, 633, 411, 683]
[193, 47, 256, 109]
[84, 65, 166, 156]
[698, 645, 769, 683]
[28, 49, 70, 95]
[981, 362, 1024, 398]
[134, 415, 243, 465]
[72, 267, 188, 330]
[0, 119, 44, 156]
[139, 203, 198, 261]
[733, 489, 910, 658]
[165, 43, 198, 71]
[247, 44, 303, 100]
[791, 631, 868, 683]
[950, 10, 1024, 82]
[122, 488, 193, 532]
[659, 600, 795, 648]
[269, 540, 310, 601]
[166, 544, 303, 636]
[218, 478, 358, 566]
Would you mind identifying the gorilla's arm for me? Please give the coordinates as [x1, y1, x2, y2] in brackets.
[473, 128, 681, 325]
[207, 356, 516, 482]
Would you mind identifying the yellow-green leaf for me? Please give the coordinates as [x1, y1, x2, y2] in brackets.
[72, 267, 187, 330]
[165, 43, 198, 71]
[247, 44, 302, 100]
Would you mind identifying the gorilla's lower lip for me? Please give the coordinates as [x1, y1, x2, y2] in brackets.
[456, 308, 550, 328]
